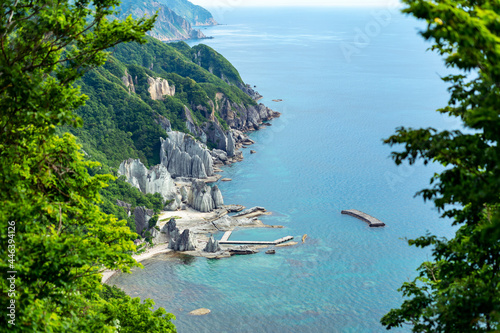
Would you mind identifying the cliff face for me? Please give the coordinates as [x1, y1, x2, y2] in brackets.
[214, 94, 281, 132]
[116, 1, 208, 42]
[122, 69, 136, 94]
[118, 147, 225, 213]
[188, 180, 224, 212]
[118, 159, 176, 200]
[79, 38, 281, 174]
[147, 76, 175, 100]
[160, 132, 214, 179]
[76, 30, 281, 227]
[147, 0, 217, 27]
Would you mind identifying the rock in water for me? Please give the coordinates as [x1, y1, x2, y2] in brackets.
[189, 308, 211, 316]
[225, 204, 245, 213]
[204, 236, 221, 253]
[233, 206, 266, 217]
[229, 247, 258, 255]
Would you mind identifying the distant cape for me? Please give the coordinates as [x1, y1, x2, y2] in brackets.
[115, 0, 217, 42]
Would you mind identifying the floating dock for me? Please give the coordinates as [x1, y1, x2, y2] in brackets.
[341, 209, 385, 227]
[218, 231, 293, 245]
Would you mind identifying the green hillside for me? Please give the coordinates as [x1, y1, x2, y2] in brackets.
[155, 0, 216, 26]
[59, 38, 259, 236]
[115, 0, 216, 41]
[63, 37, 253, 171]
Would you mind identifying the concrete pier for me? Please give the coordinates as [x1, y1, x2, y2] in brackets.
[220, 231, 232, 242]
[341, 209, 385, 227]
[219, 233, 294, 245]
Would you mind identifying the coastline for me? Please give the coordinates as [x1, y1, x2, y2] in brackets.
[101, 244, 172, 284]
[103, 118, 292, 285]
[101, 73, 286, 283]
[100, 9, 458, 332]
[102, 206, 288, 284]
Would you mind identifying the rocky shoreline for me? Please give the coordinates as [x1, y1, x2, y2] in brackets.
[101, 83, 290, 284]
[102, 198, 287, 284]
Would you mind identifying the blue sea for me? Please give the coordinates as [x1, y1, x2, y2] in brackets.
[107, 7, 459, 332]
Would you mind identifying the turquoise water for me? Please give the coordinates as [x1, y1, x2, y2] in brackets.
[108, 7, 459, 332]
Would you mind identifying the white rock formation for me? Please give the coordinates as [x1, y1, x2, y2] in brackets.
[147, 76, 175, 100]
[150, 227, 168, 245]
[204, 236, 221, 253]
[211, 185, 224, 209]
[166, 219, 195, 251]
[188, 180, 224, 212]
[122, 70, 135, 94]
[180, 186, 188, 203]
[164, 191, 182, 211]
[118, 159, 175, 200]
[162, 218, 179, 240]
[160, 131, 214, 179]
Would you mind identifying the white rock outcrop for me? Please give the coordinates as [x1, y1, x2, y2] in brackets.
[122, 70, 136, 94]
[211, 185, 224, 209]
[188, 180, 224, 212]
[165, 219, 195, 251]
[134, 206, 154, 235]
[164, 191, 182, 211]
[147, 76, 175, 100]
[162, 218, 179, 240]
[204, 236, 221, 253]
[160, 131, 214, 179]
[118, 159, 175, 200]
[150, 227, 168, 245]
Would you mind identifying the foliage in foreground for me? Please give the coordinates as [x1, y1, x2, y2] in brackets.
[0, 0, 175, 331]
[381, 1, 500, 331]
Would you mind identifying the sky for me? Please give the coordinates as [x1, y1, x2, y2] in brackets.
[189, 0, 392, 7]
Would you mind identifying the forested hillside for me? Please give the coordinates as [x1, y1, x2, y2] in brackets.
[115, 0, 216, 41]
[62, 37, 273, 236]
[65, 37, 255, 170]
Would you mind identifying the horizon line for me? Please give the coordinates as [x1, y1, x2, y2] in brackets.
[202, 4, 401, 8]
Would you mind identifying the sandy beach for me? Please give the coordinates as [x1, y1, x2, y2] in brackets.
[101, 243, 172, 283]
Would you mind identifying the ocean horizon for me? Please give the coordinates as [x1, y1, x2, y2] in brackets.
[108, 7, 458, 332]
